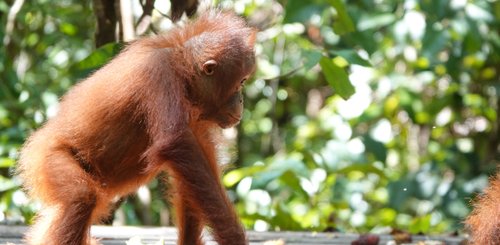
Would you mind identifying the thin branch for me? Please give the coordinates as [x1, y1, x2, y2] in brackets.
[154, 7, 173, 21]
[3, 0, 25, 46]
[136, 0, 155, 35]
[262, 66, 303, 82]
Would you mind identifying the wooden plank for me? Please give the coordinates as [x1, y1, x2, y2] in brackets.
[0, 225, 467, 245]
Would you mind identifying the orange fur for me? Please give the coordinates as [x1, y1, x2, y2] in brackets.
[465, 173, 500, 245]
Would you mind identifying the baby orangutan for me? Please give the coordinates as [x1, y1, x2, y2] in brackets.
[17, 10, 255, 245]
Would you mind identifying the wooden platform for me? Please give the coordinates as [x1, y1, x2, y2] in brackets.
[0, 225, 466, 245]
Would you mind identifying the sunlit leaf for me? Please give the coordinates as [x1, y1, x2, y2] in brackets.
[223, 165, 266, 187]
[328, 0, 355, 35]
[59, 23, 77, 36]
[330, 49, 372, 67]
[279, 171, 309, 199]
[357, 14, 396, 31]
[336, 163, 385, 177]
[409, 214, 432, 234]
[376, 208, 397, 224]
[0, 158, 15, 168]
[319, 56, 355, 99]
[274, 204, 303, 230]
[465, 3, 494, 21]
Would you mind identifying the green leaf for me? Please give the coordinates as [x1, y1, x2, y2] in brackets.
[363, 136, 388, 162]
[388, 179, 416, 209]
[319, 56, 355, 99]
[328, 0, 355, 35]
[422, 28, 449, 60]
[0, 158, 15, 168]
[223, 165, 266, 187]
[284, 0, 327, 23]
[59, 23, 77, 36]
[336, 163, 385, 177]
[273, 204, 303, 230]
[302, 49, 323, 70]
[357, 14, 396, 31]
[330, 49, 371, 67]
[376, 208, 397, 224]
[279, 171, 309, 199]
[409, 214, 432, 233]
[73, 42, 123, 78]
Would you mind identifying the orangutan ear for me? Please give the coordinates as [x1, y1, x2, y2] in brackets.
[202, 60, 217, 75]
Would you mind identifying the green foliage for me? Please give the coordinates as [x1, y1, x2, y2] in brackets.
[319, 56, 354, 99]
[229, 0, 500, 234]
[1, 0, 499, 236]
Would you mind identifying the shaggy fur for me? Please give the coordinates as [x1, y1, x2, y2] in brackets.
[17, 10, 255, 245]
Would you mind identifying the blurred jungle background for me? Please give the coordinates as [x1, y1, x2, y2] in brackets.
[0, 0, 499, 235]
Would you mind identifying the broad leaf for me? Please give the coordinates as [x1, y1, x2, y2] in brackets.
[328, 0, 355, 35]
[330, 49, 372, 67]
[319, 56, 355, 99]
[302, 49, 323, 70]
